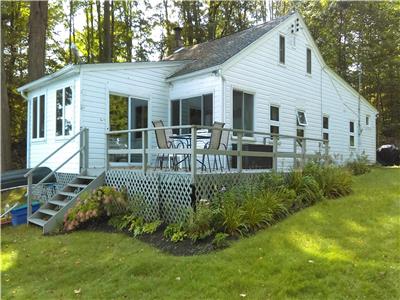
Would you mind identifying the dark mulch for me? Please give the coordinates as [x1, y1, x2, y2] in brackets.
[77, 219, 230, 256]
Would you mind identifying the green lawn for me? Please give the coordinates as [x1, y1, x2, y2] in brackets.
[2, 168, 399, 299]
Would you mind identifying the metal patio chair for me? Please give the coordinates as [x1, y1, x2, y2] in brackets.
[201, 121, 225, 172]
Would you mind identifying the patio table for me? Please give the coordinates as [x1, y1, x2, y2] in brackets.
[169, 133, 210, 170]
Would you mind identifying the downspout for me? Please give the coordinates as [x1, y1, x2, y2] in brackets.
[220, 69, 226, 123]
[20, 90, 30, 168]
[357, 71, 362, 153]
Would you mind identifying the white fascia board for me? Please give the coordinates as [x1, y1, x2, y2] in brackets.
[80, 60, 185, 72]
[165, 65, 221, 83]
[17, 64, 78, 93]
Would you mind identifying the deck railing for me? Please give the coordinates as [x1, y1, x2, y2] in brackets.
[106, 125, 329, 182]
[24, 128, 89, 220]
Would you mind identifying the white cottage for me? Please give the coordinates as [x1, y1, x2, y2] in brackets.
[18, 12, 377, 174]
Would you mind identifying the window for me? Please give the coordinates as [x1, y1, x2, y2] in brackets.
[279, 35, 285, 64]
[270, 106, 279, 121]
[296, 111, 308, 126]
[32, 94, 46, 139]
[56, 87, 73, 136]
[171, 94, 213, 134]
[270, 125, 279, 138]
[349, 121, 355, 147]
[306, 48, 312, 74]
[366, 115, 370, 126]
[323, 116, 329, 130]
[233, 90, 254, 137]
[323, 115, 329, 141]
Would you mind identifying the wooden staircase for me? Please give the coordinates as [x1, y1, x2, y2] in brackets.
[29, 171, 105, 234]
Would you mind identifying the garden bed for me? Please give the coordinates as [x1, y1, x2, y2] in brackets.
[60, 161, 371, 255]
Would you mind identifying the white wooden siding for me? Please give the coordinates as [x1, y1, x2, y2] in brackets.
[80, 64, 181, 169]
[221, 15, 376, 168]
[28, 75, 81, 173]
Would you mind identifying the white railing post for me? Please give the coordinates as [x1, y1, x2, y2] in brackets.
[80, 128, 89, 173]
[293, 138, 297, 168]
[237, 131, 243, 172]
[272, 135, 278, 172]
[105, 133, 109, 171]
[301, 138, 307, 169]
[27, 174, 32, 222]
[191, 126, 197, 182]
[324, 141, 329, 166]
[142, 130, 148, 173]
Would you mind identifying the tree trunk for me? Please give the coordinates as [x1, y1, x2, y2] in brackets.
[1, 34, 12, 171]
[111, 1, 115, 62]
[28, 0, 48, 81]
[96, 0, 103, 62]
[103, 0, 111, 62]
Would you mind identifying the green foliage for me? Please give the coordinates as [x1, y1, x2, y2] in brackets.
[163, 223, 187, 243]
[303, 163, 353, 198]
[64, 186, 127, 232]
[212, 233, 230, 249]
[142, 220, 162, 235]
[286, 171, 325, 207]
[346, 153, 371, 175]
[186, 200, 214, 241]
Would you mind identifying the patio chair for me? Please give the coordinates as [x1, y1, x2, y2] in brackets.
[201, 121, 225, 172]
[152, 120, 174, 170]
[218, 129, 230, 171]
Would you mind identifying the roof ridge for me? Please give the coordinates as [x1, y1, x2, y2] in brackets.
[168, 12, 294, 56]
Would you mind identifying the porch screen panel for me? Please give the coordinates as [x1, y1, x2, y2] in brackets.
[233, 90, 243, 133]
[171, 100, 180, 134]
[64, 87, 73, 136]
[32, 97, 38, 139]
[56, 89, 63, 136]
[243, 93, 254, 136]
[203, 94, 213, 126]
[109, 94, 129, 162]
[181, 96, 201, 133]
[130, 98, 148, 163]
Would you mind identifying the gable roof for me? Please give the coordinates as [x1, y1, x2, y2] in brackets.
[164, 13, 294, 79]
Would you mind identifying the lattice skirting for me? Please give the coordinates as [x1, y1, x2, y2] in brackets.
[32, 172, 78, 203]
[105, 170, 268, 223]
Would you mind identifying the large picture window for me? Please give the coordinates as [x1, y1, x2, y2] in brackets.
[170, 94, 213, 134]
[56, 87, 73, 136]
[32, 94, 46, 139]
[233, 90, 254, 137]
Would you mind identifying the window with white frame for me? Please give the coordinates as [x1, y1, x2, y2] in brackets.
[32, 94, 46, 139]
[323, 115, 329, 141]
[306, 48, 312, 74]
[297, 111, 308, 126]
[349, 121, 355, 147]
[366, 115, 370, 127]
[170, 93, 213, 134]
[56, 87, 73, 137]
[270, 105, 280, 140]
[279, 35, 285, 64]
[233, 90, 254, 137]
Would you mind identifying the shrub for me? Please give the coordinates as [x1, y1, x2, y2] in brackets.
[163, 223, 187, 242]
[108, 214, 162, 236]
[304, 163, 352, 198]
[286, 171, 324, 207]
[346, 153, 371, 175]
[214, 188, 246, 236]
[242, 191, 273, 231]
[186, 200, 214, 241]
[212, 233, 229, 249]
[142, 220, 162, 234]
[64, 186, 127, 232]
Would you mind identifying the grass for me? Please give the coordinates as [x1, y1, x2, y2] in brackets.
[1, 167, 399, 299]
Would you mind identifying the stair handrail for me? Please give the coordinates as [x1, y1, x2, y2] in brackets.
[24, 128, 89, 222]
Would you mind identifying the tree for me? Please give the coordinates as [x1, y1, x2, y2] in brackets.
[28, 0, 48, 81]
[1, 34, 11, 171]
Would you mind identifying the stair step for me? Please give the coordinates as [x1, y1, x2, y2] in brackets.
[29, 218, 47, 227]
[68, 183, 87, 188]
[77, 175, 96, 180]
[49, 200, 68, 207]
[38, 208, 57, 216]
[58, 191, 78, 197]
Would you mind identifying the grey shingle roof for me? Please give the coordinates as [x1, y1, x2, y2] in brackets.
[165, 13, 294, 78]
